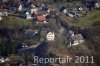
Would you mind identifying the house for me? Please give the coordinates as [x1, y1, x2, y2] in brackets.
[0, 16, 2, 20]
[36, 14, 49, 23]
[72, 34, 84, 46]
[67, 13, 75, 18]
[68, 30, 74, 36]
[31, 4, 36, 8]
[25, 11, 32, 19]
[66, 30, 74, 47]
[0, 11, 2, 16]
[31, 4, 38, 12]
[63, 9, 68, 14]
[0, 9, 8, 16]
[59, 5, 66, 12]
[18, 4, 23, 11]
[79, 7, 83, 11]
[66, 30, 84, 46]
[31, 4, 38, 15]
[0, 57, 10, 63]
[37, 15, 46, 22]
[4, 58, 10, 62]
[0, 57, 5, 63]
[46, 32, 55, 41]
[95, 3, 99, 8]
[59, 5, 68, 14]
[31, 8, 38, 15]
[67, 12, 80, 18]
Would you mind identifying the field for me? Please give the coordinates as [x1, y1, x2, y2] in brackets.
[0, 16, 33, 29]
[73, 10, 100, 27]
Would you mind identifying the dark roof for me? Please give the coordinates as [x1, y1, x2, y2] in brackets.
[59, 6, 66, 12]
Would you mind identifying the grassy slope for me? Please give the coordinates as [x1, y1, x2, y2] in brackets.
[73, 10, 100, 27]
[0, 16, 33, 29]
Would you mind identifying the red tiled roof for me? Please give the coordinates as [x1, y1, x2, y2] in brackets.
[37, 16, 46, 22]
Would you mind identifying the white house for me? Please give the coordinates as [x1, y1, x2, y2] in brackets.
[46, 32, 55, 41]
[4, 58, 10, 62]
[0, 16, 2, 21]
[47, 9, 50, 13]
[3, 11, 8, 16]
[0, 9, 8, 16]
[63, 9, 68, 14]
[68, 13, 74, 18]
[95, 3, 99, 8]
[72, 34, 84, 46]
[0, 11, 3, 16]
[31, 8, 38, 14]
[18, 4, 23, 11]
[79, 7, 83, 11]
[31, 4, 36, 8]
[31, 4, 38, 15]
[67, 31, 84, 47]
[0, 57, 5, 63]
[25, 11, 32, 19]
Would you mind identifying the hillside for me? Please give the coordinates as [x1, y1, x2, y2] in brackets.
[0, 0, 100, 66]
[73, 10, 100, 27]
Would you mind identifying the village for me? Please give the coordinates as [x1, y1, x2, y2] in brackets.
[0, 0, 100, 66]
